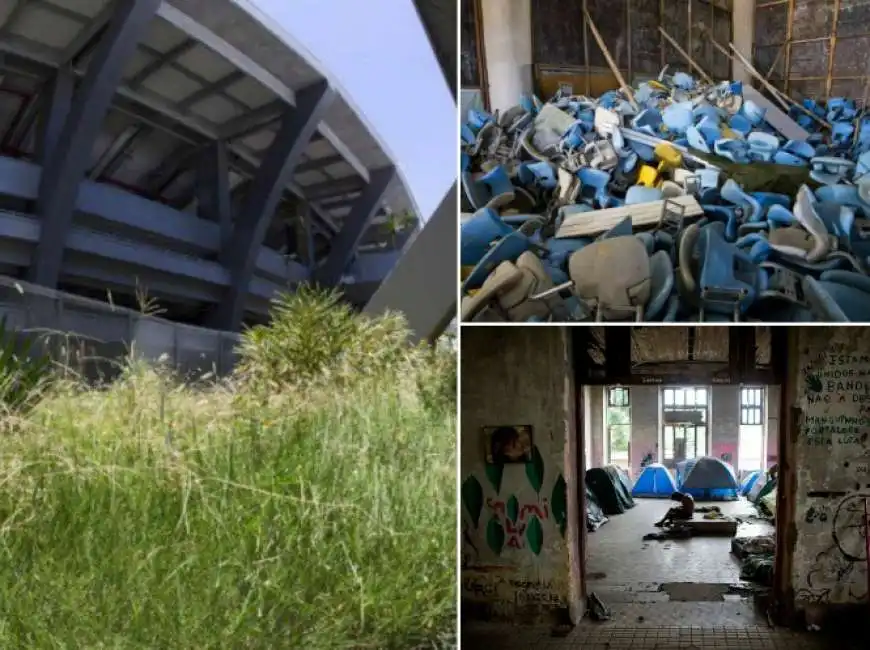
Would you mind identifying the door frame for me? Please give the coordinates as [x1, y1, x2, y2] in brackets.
[571, 326, 796, 623]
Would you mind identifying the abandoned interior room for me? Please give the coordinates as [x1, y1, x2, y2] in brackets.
[460, 325, 870, 645]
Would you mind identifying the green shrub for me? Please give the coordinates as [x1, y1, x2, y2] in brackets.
[235, 285, 412, 391]
[0, 292, 456, 648]
[0, 315, 52, 414]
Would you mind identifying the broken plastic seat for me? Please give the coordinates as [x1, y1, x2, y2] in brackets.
[696, 227, 759, 318]
[567, 235, 652, 321]
[802, 271, 870, 322]
[462, 230, 531, 293]
[460, 206, 514, 266]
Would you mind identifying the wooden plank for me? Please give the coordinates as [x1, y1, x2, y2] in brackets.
[743, 86, 810, 141]
[555, 195, 703, 238]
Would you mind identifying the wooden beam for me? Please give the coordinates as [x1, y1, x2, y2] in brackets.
[556, 196, 704, 238]
[583, 6, 638, 110]
[659, 26, 714, 84]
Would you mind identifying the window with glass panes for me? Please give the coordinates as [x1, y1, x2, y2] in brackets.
[740, 387, 763, 425]
[605, 387, 631, 467]
[738, 387, 765, 473]
[661, 387, 708, 467]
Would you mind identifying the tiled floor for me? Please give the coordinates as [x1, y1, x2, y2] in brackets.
[586, 497, 774, 589]
[462, 619, 861, 649]
[462, 499, 816, 648]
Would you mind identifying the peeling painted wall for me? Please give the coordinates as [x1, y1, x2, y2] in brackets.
[712, 385, 740, 466]
[588, 385, 605, 469]
[460, 327, 577, 622]
[630, 386, 659, 477]
[792, 327, 870, 609]
[768, 384, 780, 466]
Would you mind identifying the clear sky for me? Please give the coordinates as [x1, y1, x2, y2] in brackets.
[249, 0, 456, 222]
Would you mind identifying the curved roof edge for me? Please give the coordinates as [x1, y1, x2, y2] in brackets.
[226, 0, 427, 220]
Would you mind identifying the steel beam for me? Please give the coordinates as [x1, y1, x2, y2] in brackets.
[196, 140, 233, 252]
[209, 79, 336, 331]
[177, 70, 246, 111]
[60, 0, 116, 66]
[363, 182, 457, 343]
[0, 44, 343, 237]
[28, 0, 161, 288]
[156, 2, 370, 184]
[295, 204, 316, 271]
[88, 124, 147, 179]
[303, 176, 367, 201]
[127, 38, 197, 89]
[314, 166, 395, 288]
[296, 154, 344, 174]
[34, 67, 73, 163]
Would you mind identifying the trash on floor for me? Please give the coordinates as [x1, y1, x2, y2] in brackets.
[732, 534, 776, 586]
[460, 68, 870, 323]
[587, 591, 612, 621]
[643, 525, 694, 541]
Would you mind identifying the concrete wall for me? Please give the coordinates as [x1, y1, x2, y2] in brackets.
[629, 386, 659, 479]
[711, 385, 740, 466]
[588, 385, 605, 469]
[0, 276, 238, 380]
[767, 384, 780, 466]
[460, 327, 580, 623]
[791, 327, 870, 610]
[481, 0, 532, 112]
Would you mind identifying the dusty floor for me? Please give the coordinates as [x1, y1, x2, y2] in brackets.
[462, 498, 823, 648]
[586, 497, 775, 595]
[462, 619, 862, 649]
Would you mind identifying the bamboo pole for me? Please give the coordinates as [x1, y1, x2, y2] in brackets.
[764, 44, 785, 82]
[658, 26, 714, 85]
[583, 6, 639, 111]
[728, 41, 833, 129]
[853, 76, 870, 148]
[709, 38, 792, 112]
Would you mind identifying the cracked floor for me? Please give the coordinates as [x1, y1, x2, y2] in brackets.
[462, 499, 861, 648]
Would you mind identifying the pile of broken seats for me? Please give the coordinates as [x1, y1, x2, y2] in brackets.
[460, 68, 870, 322]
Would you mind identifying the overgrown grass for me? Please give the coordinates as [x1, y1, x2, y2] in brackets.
[0, 290, 456, 648]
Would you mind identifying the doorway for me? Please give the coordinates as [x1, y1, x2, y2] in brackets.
[575, 328, 785, 628]
[661, 387, 709, 470]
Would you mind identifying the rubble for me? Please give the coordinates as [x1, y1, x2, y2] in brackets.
[460, 69, 870, 322]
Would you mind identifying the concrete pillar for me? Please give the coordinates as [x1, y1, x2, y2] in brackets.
[766, 384, 780, 468]
[629, 386, 659, 479]
[732, 0, 755, 85]
[481, 0, 533, 113]
[711, 385, 740, 468]
[588, 385, 604, 468]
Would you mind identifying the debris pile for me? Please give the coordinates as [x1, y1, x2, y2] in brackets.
[460, 70, 870, 322]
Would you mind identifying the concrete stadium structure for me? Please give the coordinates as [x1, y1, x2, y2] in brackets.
[0, 0, 456, 347]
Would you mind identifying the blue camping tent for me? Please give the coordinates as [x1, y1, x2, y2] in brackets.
[631, 463, 678, 498]
[675, 459, 697, 490]
[740, 470, 762, 496]
[680, 456, 740, 501]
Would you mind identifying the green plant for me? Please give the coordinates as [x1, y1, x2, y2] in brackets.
[234, 285, 411, 391]
[0, 287, 457, 647]
[0, 315, 52, 414]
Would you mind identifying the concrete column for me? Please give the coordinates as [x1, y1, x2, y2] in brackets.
[766, 384, 780, 468]
[629, 386, 659, 479]
[588, 385, 604, 468]
[732, 0, 756, 85]
[481, 0, 533, 113]
[711, 385, 740, 468]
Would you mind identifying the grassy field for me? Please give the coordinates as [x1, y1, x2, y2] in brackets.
[0, 290, 457, 648]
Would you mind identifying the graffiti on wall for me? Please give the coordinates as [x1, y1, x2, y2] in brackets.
[797, 492, 870, 604]
[796, 344, 870, 605]
[461, 444, 568, 557]
[462, 574, 562, 609]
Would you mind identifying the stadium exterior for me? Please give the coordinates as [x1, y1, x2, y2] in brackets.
[0, 0, 456, 356]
